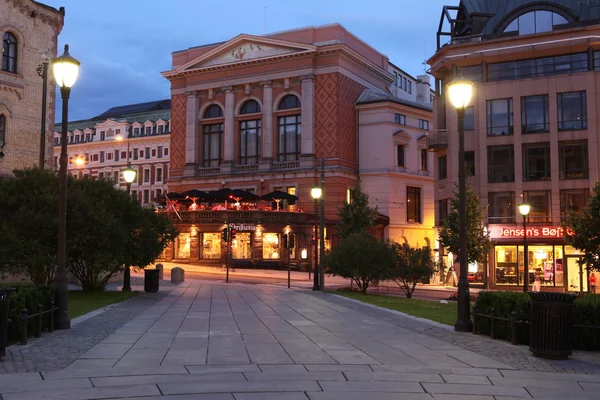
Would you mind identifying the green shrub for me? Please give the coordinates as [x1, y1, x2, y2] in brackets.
[473, 291, 531, 345]
[573, 294, 600, 351]
[0, 284, 55, 341]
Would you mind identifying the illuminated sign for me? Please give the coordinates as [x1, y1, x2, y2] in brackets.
[229, 223, 256, 231]
[492, 226, 573, 239]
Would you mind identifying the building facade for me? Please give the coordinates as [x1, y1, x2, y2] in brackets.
[0, 0, 64, 175]
[429, 0, 600, 291]
[158, 24, 435, 269]
[53, 100, 171, 205]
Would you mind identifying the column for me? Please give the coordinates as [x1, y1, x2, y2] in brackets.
[223, 86, 235, 163]
[261, 81, 273, 161]
[300, 75, 315, 158]
[184, 91, 199, 176]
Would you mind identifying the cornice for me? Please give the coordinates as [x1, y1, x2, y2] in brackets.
[5, 0, 64, 34]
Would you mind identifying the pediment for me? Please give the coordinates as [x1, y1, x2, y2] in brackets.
[177, 34, 316, 72]
[393, 130, 411, 144]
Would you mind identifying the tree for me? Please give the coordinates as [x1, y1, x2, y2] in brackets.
[324, 233, 394, 293]
[438, 178, 493, 265]
[390, 243, 436, 299]
[337, 181, 379, 240]
[563, 180, 600, 273]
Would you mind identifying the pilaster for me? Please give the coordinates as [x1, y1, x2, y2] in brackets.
[223, 86, 235, 163]
[300, 74, 315, 156]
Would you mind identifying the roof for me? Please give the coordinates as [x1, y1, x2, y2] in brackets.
[458, 0, 600, 36]
[56, 100, 171, 132]
[356, 89, 433, 112]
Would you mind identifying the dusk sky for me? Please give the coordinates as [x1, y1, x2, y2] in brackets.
[46, 0, 452, 121]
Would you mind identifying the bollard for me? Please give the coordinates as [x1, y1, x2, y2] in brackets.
[490, 308, 496, 340]
[510, 311, 518, 345]
[20, 308, 28, 345]
[472, 305, 478, 335]
[48, 301, 55, 333]
[156, 264, 164, 280]
[171, 267, 185, 284]
[36, 304, 43, 338]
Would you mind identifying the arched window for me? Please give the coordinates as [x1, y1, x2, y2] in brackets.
[203, 104, 223, 119]
[278, 95, 301, 110]
[240, 99, 261, 114]
[504, 10, 569, 36]
[2, 32, 18, 73]
[0, 114, 6, 148]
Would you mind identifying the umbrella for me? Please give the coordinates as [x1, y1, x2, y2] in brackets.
[153, 192, 185, 203]
[259, 190, 298, 210]
[181, 189, 210, 199]
[229, 189, 259, 202]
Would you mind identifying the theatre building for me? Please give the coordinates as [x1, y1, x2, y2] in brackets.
[158, 24, 435, 270]
[429, 0, 598, 291]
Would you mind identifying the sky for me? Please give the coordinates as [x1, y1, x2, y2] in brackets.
[45, 0, 452, 121]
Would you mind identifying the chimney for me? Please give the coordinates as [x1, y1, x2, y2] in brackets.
[416, 74, 431, 104]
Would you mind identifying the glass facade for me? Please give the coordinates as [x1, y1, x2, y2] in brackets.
[263, 233, 281, 259]
[202, 233, 221, 259]
[177, 233, 191, 259]
[232, 233, 252, 259]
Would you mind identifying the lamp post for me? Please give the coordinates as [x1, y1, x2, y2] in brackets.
[319, 159, 325, 290]
[311, 185, 322, 291]
[52, 44, 80, 330]
[122, 164, 137, 292]
[37, 52, 50, 169]
[519, 202, 531, 293]
[447, 77, 473, 332]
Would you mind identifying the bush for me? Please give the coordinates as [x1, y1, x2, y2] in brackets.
[1, 284, 55, 341]
[390, 243, 436, 299]
[573, 294, 600, 351]
[473, 291, 531, 345]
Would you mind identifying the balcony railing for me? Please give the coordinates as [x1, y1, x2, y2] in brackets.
[171, 210, 309, 224]
[233, 164, 259, 174]
[197, 166, 221, 176]
[272, 160, 300, 171]
[427, 130, 448, 151]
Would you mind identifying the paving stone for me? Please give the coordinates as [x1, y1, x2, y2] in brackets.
[99, 334, 142, 345]
[114, 349, 167, 368]
[431, 395, 495, 400]
[308, 393, 433, 400]
[490, 376, 583, 389]
[0, 372, 42, 383]
[186, 364, 261, 374]
[0, 378, 92, 394]
[344, 371, 443, 383]
[244, 371, 345, 381]
[441, 374, 491, 384]
[258, 365, 308, 372]
[499, 370, 600, 382]
[63, 359, 118, 370]
[422, 383, 529, 397]
[1, 383, 161, 400]
[525, 386, 593, 399]
[319, 381, 425, 393]
[233, 394, 310, 400]
[440, 350, 516, 369]
[92, 372, 246, 387]
[43, 366, 188, 380]
[79, 343, 133, 359]
[159, 380, 321, 395]
[162, 349, 208, 366]
[305, 364, 373, 372]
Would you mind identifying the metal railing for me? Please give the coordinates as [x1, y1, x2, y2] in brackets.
[17, 303, 57, 345]
[174, 210, 303, 223]
[426, 130, 448, 150]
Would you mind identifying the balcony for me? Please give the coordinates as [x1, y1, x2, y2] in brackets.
[427, 130, 448, 151]
[168, 210, 311, 224]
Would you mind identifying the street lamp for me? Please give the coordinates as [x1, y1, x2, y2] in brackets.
[52, 44, 80, 330]
[122, 163, 137, 292]
[311, 185, 322, 291]
[37, 51, 50, 169]
[519, 202, 531, 293]
[447, 77, 473, 332]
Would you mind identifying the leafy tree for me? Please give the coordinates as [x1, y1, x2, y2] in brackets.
[438, 178, 493, 265]
[563, 180, 600, 273]
[324, 233, 394, 293]
[337, 181, 379, 240]
[390, 243, 436, 299]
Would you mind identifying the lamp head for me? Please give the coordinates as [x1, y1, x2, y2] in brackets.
[311, 186, 322, 200]
[447, 78, 473, 110]
[123, 164, 137, 184]
[52, 45, 80, 89]
[74, 156, 85, 166]
[519, 203, 531, 216]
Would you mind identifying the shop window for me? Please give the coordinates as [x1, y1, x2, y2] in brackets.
[438, 155, 447, 180]
[488, 192, 515, 224]
[560, 189, 589, 217]
[232, 233, 252, 259]
[263, 233, 280, 259]
[559, 141, 588, 180]
[488, 145, 514, 183]
[464, 106, 474, 130]
[202, 233, 221, 259]
[495, 246, 518, 285]
[521, 245, 557, 287]
[523, 142, 551, 181]
[407, 187, 421, 223]
[558, 91, 587, 131]
[521, 95, 549, 133]
[176, 233, 191, 259]
[469, 262, 485, 285]
[524, 190, 551, 223]
[487, 98, 513, 136]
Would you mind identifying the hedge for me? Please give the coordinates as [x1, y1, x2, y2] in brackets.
[474, 291, 600, 351]
[0, 284, 55, 341]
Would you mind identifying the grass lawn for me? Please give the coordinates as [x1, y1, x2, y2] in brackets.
[68, 291, 140, 319]
[333, 291, 457, 326]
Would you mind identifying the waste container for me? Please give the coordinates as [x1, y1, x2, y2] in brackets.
[1, 288, 14, 359]
[529, 292, 577, 360]
[144, 269, 159, 293]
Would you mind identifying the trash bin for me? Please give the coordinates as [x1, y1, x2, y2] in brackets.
[1, 288, 14, 360]
[529, 292, 577, 360]
[144, 269, 159, 293]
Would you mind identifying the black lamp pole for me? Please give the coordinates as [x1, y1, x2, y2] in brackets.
[37, 59, 49, 169]
[522, 214, 529, 292]
[312, 198, 320, 291]
[319, 158, 325, 290]
[123, 165, 133, 292]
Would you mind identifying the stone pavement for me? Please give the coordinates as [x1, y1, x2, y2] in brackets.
[1, 281, 599, 399]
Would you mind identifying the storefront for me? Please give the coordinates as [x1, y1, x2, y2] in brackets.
[489, 225, 588, 292]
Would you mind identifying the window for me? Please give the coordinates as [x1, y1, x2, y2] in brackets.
[524, 191, 552, 223]
[113, 171, 119, 182]
[495, 245, 518, 285]
[560, 189, 589, 217]
[488, 53, 587, 81]
[92, 154, 98, 162]
[523, 143, 551, 181]
[558, 91, 587, 131]
[131, 190, 137, 200]
[202, 233, 221, 259]
[145, 127, 152, 136]
[394, 114, 406, 125]
[74, 135, 80, 144]
[133, 148, 138, 160]
[203, 123, 223, 167]
[521, 95, 549, 133]
[263, 233, 280, 259]
[143, 190, 150, 204]
[152, 149, 156, 157]
[2, 32, 18, 73]
[156, 168, 163, 182]
[407, 80, 412, 94]
[232, 233, 252, 260]
[407, 187, 421, 223]
[239, 119, 261, 164]
[278, 95, 301, 110]
[143, 169, 150, 183]
[54, 137, 59, 146]
[240, 99, 261, 114]
[121, 151, 126, 159]
[203, 104, 224, 119]
[278, 115, 301, 161]
[100, 151, 105, 163]
[559, 141, 588, 179]
[487, 99, 513, 136]
[464, 106, 474, 130]
[164, 148, 169, 156]
[397, 144, 405, 167]
[115, 129, 120, 135]
[158, 146, 163, 158]
[503, 10, 569, 36]
[489, 192, 515, 224]
[114, 150, 119, 162]
[134, 127, 140, 137]
[107, 153, 112, 161]
[0, 114, 5, 148]
[158, 125, 164, 134]
[100, 131, 105, 141]
[488, 145, 515, 183]
[438, 155, 447, 180]
[85, 133, 91, 142]
[156, 189, 162, 198]
[420, 149, 428, 171]
[460, 65, 483, 83]
[437, 199, 448, 226]
[418, 120, 429, 130]
[145, 147, 150, 159]
[465, 151, 475, 175]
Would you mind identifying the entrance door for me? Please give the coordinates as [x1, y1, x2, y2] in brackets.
[566, 256, 588, 293]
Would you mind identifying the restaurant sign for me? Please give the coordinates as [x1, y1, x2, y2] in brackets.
[491, 226, 573, 239]
[229, 223, 256, 232]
